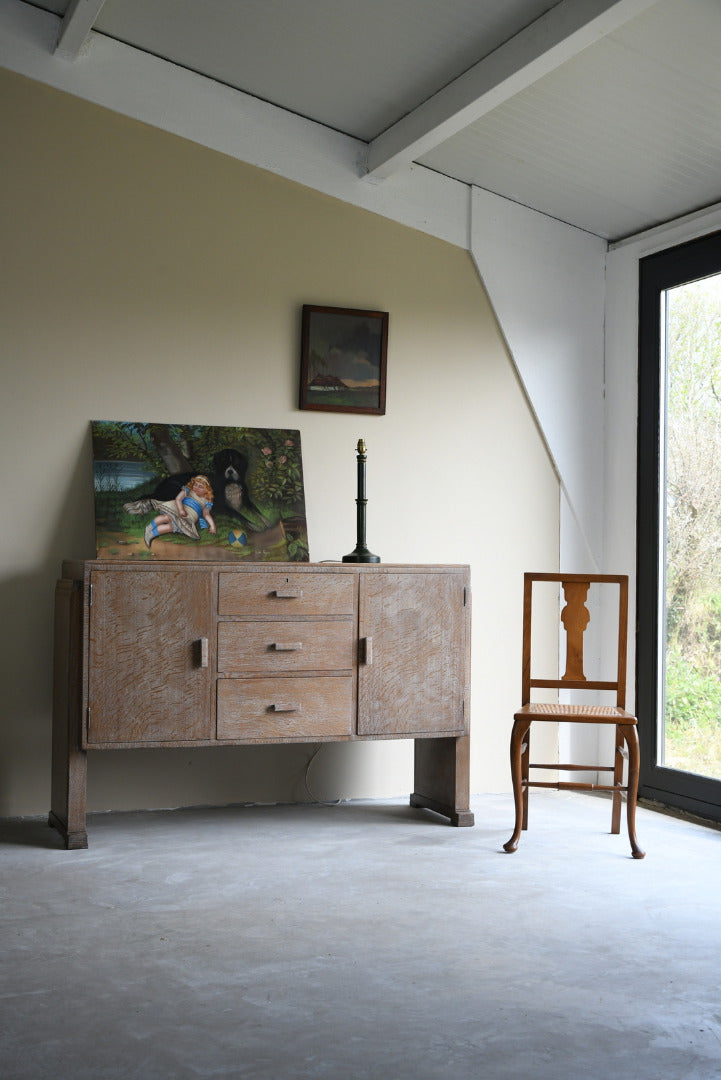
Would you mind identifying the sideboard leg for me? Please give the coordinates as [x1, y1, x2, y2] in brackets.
[49, 578, 88, 849]
[411, 735, 474, 826]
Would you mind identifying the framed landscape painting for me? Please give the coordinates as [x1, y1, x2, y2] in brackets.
[299, 304, 388, 415]
[91, 420, 309, 562]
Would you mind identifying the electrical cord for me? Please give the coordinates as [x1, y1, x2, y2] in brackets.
[303, 743, 342, 805]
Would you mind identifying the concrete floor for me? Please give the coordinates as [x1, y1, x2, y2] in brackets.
[2, 791, 720, 1080]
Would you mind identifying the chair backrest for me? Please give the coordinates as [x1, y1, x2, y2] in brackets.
[522, 573, 629, 708]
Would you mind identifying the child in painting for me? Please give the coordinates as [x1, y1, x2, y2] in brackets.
[124, 475, 216, 547]
[145, 475, 216, 547]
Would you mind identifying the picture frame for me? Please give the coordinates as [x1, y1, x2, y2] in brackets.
[299, 304, 388, 415]
[91, 420, 309, 562]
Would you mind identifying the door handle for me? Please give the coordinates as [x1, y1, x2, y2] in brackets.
[362, 636, 373, 665]
[196, 638, 209, 668]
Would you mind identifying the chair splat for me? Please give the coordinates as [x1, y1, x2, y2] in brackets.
[561, 579, 590, 682]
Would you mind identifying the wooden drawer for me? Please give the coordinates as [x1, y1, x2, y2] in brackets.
[218, 571, 354, 617]
[217, 677, 353, 739]
[217, 620, 354, 673]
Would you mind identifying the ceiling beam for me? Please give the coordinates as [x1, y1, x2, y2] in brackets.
[55, 0, 107, 60]
[364, 0, 659, 180]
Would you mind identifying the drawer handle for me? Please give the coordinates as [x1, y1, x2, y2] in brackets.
[271, 703, 301, 713]
[272, 641, 303, 651]
[273, 589, 303, 599]
[195, 638, 209, 668]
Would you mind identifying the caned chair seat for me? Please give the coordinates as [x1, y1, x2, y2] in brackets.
[515, 703, 637, 722]
[503, 573, 645, 859]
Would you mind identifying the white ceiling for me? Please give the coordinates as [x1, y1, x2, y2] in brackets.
[16, 0, 721, 241]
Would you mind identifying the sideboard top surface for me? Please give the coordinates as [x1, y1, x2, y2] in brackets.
[61, 559, 470, 580]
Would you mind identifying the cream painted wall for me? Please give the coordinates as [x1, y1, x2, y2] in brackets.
[0, 68, 559, 818]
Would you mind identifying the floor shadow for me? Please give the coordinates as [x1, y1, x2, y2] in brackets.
[223, 798, 454, 829]
[0, 816, 66, 849]
[81, 798, 456, 838]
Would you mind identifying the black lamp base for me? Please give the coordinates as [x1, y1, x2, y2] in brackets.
[342, 547, 381, 563]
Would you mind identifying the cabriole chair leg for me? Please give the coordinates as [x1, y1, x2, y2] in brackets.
[503, 716, 531, 853]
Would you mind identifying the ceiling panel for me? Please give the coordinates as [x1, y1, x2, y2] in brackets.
[417, 0, 721, 237]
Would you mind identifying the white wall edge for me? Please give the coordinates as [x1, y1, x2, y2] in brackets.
[0, 0, 470, 249]
[603, 200, 721, 717]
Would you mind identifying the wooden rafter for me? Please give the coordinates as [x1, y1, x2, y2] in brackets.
[54, 0, 107, 60]
[364, 0, 660, 179]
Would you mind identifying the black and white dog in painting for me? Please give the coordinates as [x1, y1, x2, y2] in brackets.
[148, 448, 269, 531]
[210, 448, 269, 528]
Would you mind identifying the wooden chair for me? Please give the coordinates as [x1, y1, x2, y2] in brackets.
[503, 573, 645, 858]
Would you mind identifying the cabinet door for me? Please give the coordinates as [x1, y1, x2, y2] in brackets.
[87, 569, 212, 744]
[357, 572, 468, 736]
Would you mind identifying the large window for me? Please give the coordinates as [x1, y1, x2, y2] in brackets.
[638, 230, 721, 822]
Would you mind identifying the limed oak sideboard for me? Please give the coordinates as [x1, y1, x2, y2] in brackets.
[50, 560, 473, 847]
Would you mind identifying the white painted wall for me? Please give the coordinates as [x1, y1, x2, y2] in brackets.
[470, 187, 609, 769]
[470, 187, 608, 573]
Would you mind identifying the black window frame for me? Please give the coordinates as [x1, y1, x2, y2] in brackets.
[638, 228, 721, 823]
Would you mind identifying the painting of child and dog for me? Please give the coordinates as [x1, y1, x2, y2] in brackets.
[92, 421, 309, 562]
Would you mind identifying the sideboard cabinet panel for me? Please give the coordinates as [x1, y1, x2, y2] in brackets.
[87, 568, 213, 745]
[358, 572, 467, 736]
